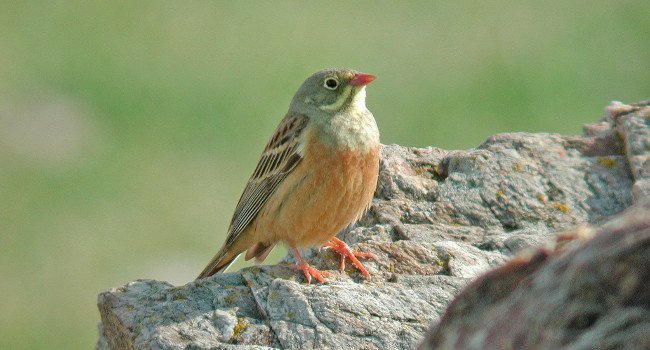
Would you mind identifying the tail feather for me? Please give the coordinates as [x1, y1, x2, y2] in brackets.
[196, 251, 240, 280]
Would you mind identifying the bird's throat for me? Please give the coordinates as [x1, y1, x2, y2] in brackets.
[314, 109, 380, 153]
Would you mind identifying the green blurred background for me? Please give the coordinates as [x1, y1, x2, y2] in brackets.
[0, 1, 648, 348]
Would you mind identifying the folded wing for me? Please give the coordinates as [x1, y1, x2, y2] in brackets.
[197, 113, 309, 278]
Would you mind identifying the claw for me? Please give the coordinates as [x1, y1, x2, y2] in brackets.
[292, 262, 333, 284]
[290, 247, 332, 284]
[326, 237, 375, 279]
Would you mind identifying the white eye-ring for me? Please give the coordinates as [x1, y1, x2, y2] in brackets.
[324, 78, 339, 90]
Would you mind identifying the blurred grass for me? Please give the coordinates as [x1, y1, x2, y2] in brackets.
[0, 1, 648, 348]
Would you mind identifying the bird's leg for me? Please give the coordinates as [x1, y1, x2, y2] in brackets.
[325, 237, 376, 279]
[290, 247, 332, 284]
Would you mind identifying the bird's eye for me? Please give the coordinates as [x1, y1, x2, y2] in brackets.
[324, 78, 339, 90]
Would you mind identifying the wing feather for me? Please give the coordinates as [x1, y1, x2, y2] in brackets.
[224, 113, 308, 247]
[197, 113, 309, 278]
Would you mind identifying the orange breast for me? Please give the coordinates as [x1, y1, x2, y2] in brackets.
[252, 131, 380, 248]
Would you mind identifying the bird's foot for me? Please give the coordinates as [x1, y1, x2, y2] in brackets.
[325, 237, 375, 279]
[292, 261, 333, 284]
[290, 247, 332, 284]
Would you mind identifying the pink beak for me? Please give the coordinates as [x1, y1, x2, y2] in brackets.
[350, 73, 376, 86]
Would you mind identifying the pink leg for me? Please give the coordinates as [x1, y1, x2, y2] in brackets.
[290, 247, 332, 284]
[325, 237, 376, 279]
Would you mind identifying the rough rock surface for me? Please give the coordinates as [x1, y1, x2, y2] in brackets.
[96, 100, 649, 349]
[419, 199, 650, 350]
[419, 100, 650, 350]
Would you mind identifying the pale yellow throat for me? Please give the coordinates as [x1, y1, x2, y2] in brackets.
[313, 86, 378, 152]
[319, 85, 365, 112]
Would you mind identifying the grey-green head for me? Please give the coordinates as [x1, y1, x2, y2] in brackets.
[289, 68, 376, 116]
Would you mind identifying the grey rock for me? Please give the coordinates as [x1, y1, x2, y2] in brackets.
[418, 100, 650, 350]
[419, 199, 650, 350]
[97, 99, 648, 349]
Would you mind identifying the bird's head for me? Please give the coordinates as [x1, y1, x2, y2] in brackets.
[290, 68, 376, 116]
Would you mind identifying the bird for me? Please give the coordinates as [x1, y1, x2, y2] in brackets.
[197, 68, 380, 283]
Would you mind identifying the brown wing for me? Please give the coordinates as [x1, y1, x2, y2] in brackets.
[197, 113, 308, 278]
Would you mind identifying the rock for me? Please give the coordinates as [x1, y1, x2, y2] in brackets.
[418, 199, 650, 350]
[96, 99, 649, 349]
[419, 100, 650, 350]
